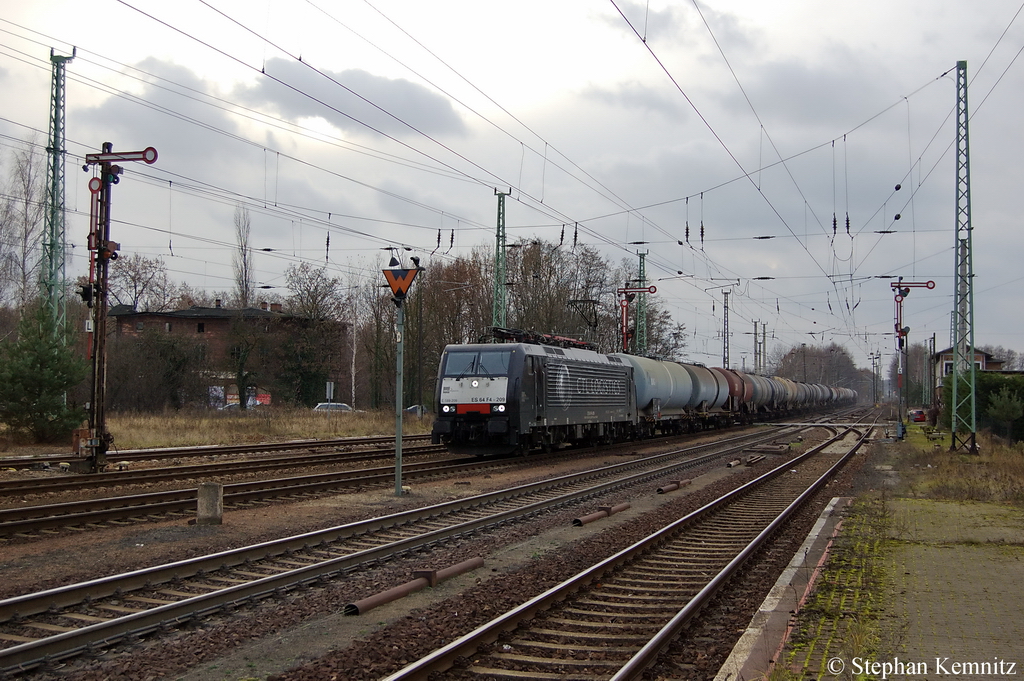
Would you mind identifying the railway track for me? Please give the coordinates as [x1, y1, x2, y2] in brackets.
[0, 416, 859, 541]
[0, 434, 433, 471]
[0, 439, 442, 499]
[381, 424, 871, 681]
[0, 451, 544, 539]
[0, 426, 802, 674]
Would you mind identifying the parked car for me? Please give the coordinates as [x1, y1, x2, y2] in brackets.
[313, 402, 354, 413]
[403, 404, 428, 417]
[218, 402, 262, 411]
[909, 409, 926, 423]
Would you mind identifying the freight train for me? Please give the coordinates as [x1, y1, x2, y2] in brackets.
[430, 333, 857, 457]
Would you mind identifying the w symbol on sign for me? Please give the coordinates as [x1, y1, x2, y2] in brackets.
[383, 268, 419, 298]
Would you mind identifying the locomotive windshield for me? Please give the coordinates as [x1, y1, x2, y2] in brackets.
[442, 349, 513, 378]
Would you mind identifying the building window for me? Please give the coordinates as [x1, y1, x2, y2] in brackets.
[135, 322, 144, 331]
[165, 322, 172, 333]
[197, 322, 205, 333]
[944, 360, 983, 375]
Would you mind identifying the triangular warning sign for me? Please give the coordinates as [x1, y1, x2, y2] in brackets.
[383, 268, 419, 298]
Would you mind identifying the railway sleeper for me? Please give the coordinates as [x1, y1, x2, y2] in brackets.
[601, 578, 706, 590]
[23, 623, 74, 634]
[511, 640, 638, 654]
[538, 616, 660, 631]
[560, 606, 680, 618]
[125, 596, 175, 605]
[528, 628, 651, 643]
[491, 652, 625, 667]
[579, 587, 687, 600]
[464, 665, 596, 681]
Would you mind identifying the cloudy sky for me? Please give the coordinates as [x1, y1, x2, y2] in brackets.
[2, 0, 1023, 370]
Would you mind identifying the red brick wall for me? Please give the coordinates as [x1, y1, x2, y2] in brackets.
[114, 314, 241, 367]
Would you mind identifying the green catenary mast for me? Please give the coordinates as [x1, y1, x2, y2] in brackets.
[950, 60, 977, 454]
[636, 250, 648, 354]
[492, 190, 508, 333]
[42, 47, 75, 337]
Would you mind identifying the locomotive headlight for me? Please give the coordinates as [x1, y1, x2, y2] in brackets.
[471, 380, 479, 388]
[492, 404, 506, 413]
[442, 405, 452, 413]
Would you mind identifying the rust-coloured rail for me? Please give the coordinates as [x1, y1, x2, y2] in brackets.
[0, 434, 432, 471]
[379, 425, 870, 681]
[0, 428, 793, 673]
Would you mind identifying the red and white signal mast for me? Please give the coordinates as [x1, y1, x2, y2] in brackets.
[77, 143, 157, 472]
[617, 284, 656, 353]
[890, 276, 934, 438]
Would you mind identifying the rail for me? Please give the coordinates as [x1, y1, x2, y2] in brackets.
[379, 424, 870, 681]
[0, 427, 796, 673]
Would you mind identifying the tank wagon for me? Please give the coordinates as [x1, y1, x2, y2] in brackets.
[431, 339, 856, 457]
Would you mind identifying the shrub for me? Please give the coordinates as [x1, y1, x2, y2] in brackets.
[0, 304, 88, 443]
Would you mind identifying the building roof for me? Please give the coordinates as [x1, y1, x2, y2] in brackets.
[933, 347, 997, 360]
[109, 305, 289, 320]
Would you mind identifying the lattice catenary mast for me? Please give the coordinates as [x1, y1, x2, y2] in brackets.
[636, 250, 649, 354]
[491, 189, 508, 334]
[950, 60, 978, 454]
[722, 289, 730, 369]
[41, 48, 75, 336]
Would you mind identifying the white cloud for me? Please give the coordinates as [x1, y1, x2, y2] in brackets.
[1, 0, 1022, 366]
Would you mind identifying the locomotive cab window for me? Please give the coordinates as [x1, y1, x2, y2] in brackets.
[443, 349, 513, 377]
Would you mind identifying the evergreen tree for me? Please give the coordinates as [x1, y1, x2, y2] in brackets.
[0, 303, 88, 442]
[987, 386, 1023, 440]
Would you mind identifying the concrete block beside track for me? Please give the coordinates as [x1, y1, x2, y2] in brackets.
[196, 482, 224, 525]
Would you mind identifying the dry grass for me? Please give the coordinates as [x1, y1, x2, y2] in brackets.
[107, 405, 432, 448]
[106, 407, 432, 450]
[896, 428, 1024, 504]
[0, 408, 433, 455]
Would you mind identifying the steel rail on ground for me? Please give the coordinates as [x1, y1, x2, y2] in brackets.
[0, 454, 497, 536]
[0, 420, 829, 536]
[0, 427, 799, 673]
[0, 441, 443, 497]
[379, 422, 872, 681]
[0, 434, 433, 470]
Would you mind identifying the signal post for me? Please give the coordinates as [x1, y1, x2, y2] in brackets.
[890, 277, 934, 439]
[78, 143, 157, 472]
[384, 264, 422, 496]
[617, 285, 656, 353]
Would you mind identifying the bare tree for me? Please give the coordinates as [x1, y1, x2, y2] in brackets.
[979, 344, 1022, 371]
[232, 205, 254, 308]
[285, 262, 342, 320]
[278, 263, 347, 405]
[776, 342, 861, 389]
[108, 254, 176, 311]
[360, 270, 397, 409]
[1, 140, 45, 307]
[0, 175, 14, 305]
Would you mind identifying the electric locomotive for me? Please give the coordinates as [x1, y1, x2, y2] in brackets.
[431, 330, 858, 457]
[431, 341, 636, 456]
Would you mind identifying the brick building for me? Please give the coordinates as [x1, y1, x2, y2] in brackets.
[931, 347, 1006, 406]
[109, 300, 291, 406]
[933, 346, 1004, 377]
